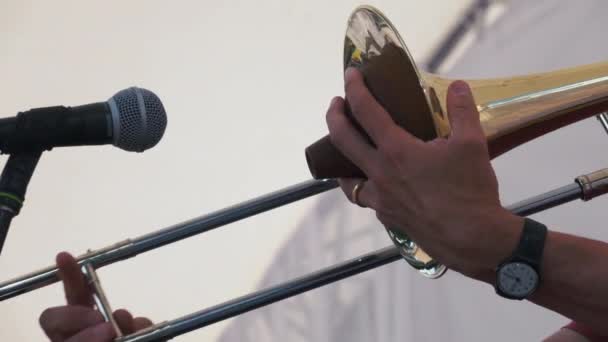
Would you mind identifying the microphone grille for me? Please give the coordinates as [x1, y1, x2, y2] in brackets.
[108, 87, 168, 152]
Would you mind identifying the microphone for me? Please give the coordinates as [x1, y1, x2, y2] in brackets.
[0, 87, 167, 256]
[0, 87, 168, 153]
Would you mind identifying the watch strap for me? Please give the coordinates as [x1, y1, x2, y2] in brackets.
[512, 218, 548, 270]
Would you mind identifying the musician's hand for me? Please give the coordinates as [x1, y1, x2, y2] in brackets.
[326, 68, 523, 279]
[39, 252, 153, 342]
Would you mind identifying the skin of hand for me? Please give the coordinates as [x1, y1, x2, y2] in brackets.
[326, 67, 523, 279]
[38, 252, 153, 342]
[327, 68, 608, 335]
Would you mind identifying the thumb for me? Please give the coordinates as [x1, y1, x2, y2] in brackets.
[446, 80, 484, 141]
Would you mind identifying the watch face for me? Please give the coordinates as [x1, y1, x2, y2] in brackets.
[497, 262, 538, 298]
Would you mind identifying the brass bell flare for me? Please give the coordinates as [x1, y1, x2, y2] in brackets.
[305, 5, 608, 278]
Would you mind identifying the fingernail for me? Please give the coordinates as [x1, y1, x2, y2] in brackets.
[451, 80, 469, 95]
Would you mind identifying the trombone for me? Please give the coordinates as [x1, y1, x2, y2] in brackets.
[2, 169, 608, 341]
[3, 5, 608, 341]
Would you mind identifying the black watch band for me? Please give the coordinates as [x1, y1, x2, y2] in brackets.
[512, 218, 548, 269]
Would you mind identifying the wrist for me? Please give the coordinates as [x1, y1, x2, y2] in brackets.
[460, 208, 524, 282]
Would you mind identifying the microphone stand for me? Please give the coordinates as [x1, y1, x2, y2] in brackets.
[0, 151, 42, 255]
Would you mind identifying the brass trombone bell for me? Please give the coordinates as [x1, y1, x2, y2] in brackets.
[307, 6, 608, 178]
[305, 5, 608, 278]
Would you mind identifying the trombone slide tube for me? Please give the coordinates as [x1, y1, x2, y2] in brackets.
[117, 169, 608, 341]
[0, 179, 338, 301]
[117, 247, 402, 342]
[505, 183, 581, 216]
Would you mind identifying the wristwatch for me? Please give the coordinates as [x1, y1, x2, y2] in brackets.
[495, 218, 547, 300]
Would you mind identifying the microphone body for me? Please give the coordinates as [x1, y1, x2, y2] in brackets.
[0, 103, 112, 153]
[0, 87, 167, 154]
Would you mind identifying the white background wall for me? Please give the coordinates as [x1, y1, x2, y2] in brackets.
[0, 1, 471, 341]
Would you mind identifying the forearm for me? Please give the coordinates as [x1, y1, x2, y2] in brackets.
[472, 224, 608, 334]
[530, 231, 608, 334]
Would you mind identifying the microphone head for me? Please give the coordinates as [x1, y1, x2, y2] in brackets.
[107, 87, 168, 152]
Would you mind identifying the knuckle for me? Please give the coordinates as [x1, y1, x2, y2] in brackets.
[456, 133, 485, 150]
[452, 100, 472, 112]
[379, 141, 404, 162]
